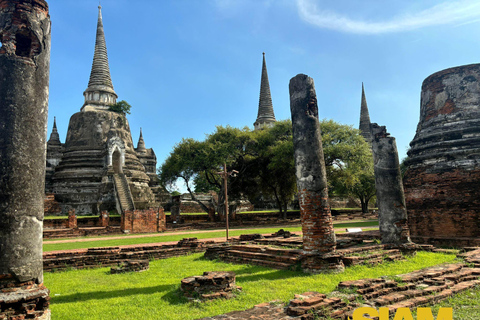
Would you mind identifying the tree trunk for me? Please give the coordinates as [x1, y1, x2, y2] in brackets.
[360, 197, 369, 213]
[282, 201, 288, 220]
[272, 188, 284, 218]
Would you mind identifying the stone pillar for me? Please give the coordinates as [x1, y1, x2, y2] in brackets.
[66, 209, 77, 229]
[370, 124, 412, 246]
[0, 1, 51, 318]
[289, 74, 344, 273]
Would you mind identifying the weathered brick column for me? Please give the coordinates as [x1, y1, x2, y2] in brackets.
[66, 209, 77, 229]
[0, 0, 51, 318]
[370, 124, 412, 246]
[157, 207, 166, 232]
[99, 210, 109, 227]
[289, 74, 344, 273]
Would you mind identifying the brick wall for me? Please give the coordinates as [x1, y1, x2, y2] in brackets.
[404, 167, 480, 244]
[43, 239, 217, 272]
[121, 208, 166, 233]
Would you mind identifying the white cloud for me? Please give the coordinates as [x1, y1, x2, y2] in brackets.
[296, 0, 480, 34]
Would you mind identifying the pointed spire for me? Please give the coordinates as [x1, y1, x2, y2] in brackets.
[359, 83, 373, 142]
[82, 5, 118, 112]
[48, 116, 61, 144]
[137, 128, 146, 153]
[254, 52, 276, 130]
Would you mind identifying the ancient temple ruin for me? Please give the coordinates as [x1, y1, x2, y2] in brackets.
[254, 53, 276, 130]
[404, 63, 480, 246]
[45, 6, 162, 215]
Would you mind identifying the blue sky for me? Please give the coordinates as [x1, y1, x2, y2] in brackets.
[48, 0, 480, 173]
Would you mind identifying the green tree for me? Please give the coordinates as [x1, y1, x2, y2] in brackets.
[240, 120, 296, 218]
[320, 120, 375, 213]
[158, 126, 254, 220]
[109, 100, 132, 114]
[159, 119, 375, 218]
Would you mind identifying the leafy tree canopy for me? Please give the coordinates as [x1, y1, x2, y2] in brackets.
[109, 100, 132, 115]
[158, 119, 375, 217]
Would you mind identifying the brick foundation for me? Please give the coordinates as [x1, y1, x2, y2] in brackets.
[0, 276, 50, 320]
[43, 239, 219, 272]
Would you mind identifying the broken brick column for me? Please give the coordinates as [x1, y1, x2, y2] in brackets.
[157, 207, 166, 232]
[0, 0, 51, 319]
[289, 74, 344, 273]
[66, 209, 77, 229]
[370, 124, 412, 246]
[99, 210, 109, 227]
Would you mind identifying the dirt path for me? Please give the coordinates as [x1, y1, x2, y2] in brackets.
[42, 225, 299, 244]
[43, 225, 378, 245]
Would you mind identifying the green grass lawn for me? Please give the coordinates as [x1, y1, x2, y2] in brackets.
[44, 251, 456, 320]
[42, 220, 379, 252]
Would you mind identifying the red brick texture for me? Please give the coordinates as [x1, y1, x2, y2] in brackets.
[44, 193, 61, 215]
[99, 211, 109, 227]
[66, 209, 77, 229]
[298, 189, 336, 254]
[121, 208, 166, 233]
[404, 167, 480, 245]
[0, 276, 50, 320]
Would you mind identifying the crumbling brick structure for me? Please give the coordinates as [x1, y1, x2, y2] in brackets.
[404, 64, 480, 247]
[289, 74, 344, 273]
[121, 208, 166, 233]
[0, 0, 51, 318]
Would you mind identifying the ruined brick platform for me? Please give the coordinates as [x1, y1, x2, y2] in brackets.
[181, 271, 241, 301]
[110, 260, 149, 274]
[43, 238, 221, 272]
[204, 241, 409, 271]
[199, 258, 480, 320]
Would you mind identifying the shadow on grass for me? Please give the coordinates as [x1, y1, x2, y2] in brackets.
[51, 283, 178, 304]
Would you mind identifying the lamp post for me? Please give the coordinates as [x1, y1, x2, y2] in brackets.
[217, 163, 238, 241]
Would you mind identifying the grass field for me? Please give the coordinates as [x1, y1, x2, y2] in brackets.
[422, 286, 480, 320]
[44, 251, 456, 320]
[42, 220, 379, 252]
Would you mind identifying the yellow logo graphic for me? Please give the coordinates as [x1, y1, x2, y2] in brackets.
[351, 307, 453, 320]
